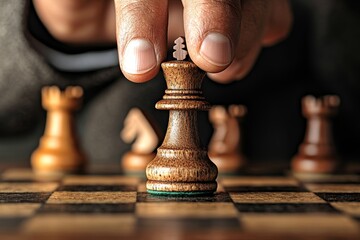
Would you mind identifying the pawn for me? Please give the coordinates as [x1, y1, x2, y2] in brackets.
[31, 86, 86, 175]
[209, 105, 247, 174]
[292, 95, 340, 174]
[121, 108, 160, 175]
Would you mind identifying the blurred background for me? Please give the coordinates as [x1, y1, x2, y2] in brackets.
[0, 0, 359, 166]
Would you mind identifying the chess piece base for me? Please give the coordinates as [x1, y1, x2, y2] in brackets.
[291, 155, 339, 174]
[31, 137, 86, 175]
[147, 189, 215, 196]
[146, 180, 217, 193]
[146, 148, 218, 194]
[31, 142, 86, 175]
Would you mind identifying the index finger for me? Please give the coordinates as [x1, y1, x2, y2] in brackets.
[114, 0, 169, 82]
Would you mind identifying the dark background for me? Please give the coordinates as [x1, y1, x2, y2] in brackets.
[0, 0, 359, 166]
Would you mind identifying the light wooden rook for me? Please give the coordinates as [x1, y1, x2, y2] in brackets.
[31, 86, 86, 175]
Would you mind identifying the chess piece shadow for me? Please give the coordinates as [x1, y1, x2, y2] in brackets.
[31, 86, 87, 175]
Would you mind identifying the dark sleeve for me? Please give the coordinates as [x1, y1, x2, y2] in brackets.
[0, 1, 48, 135]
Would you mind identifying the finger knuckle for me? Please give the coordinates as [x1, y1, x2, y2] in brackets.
[120, 1, 156, 18]
[193, 0, 241, 25]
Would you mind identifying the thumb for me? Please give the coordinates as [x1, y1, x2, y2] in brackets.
[182, 0, 241, 73]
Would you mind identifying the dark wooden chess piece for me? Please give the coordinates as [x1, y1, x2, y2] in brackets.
[31, 86, 87, 175]
[146, 37, 218, 195]
[209, 105, 247, 174]
[292, 95, 340, 174]
[121, 108, 160, 175]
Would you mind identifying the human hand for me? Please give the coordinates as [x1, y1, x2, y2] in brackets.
[115, 0, 292, 83]
[33, 0, 292, 83]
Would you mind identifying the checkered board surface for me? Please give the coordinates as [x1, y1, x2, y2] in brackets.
[0, 168, 360, 239]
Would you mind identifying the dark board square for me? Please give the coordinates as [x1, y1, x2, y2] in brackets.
[57, 185, 137, 192]
[316, 193, 360, 202]
[224, 186, 306, 193]
[40, 203, 135, 214]
[0, 180, 38, 183]
[136, 192, 232, 202]
[304, 181, 360, 185]
[0, 193, 51, 203]
[84, 171, 123, 175]
[235, 203, 339, 213]
[0, 217, 26, 231]
[137, 218, 240, 230]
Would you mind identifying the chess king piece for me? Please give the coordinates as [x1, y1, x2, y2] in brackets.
[31, 86, 87, 175]
[292, 95, 340, 174]
[121, 108, 160, 175]
[209, 105, 247, 174]
[146, 37, 218, 195]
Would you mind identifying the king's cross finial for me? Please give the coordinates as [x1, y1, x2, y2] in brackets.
[173, 37, 188, 61]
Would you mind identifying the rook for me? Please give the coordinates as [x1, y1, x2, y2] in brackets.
[31, 86, 86, 175]
[292, 95, 340, 174]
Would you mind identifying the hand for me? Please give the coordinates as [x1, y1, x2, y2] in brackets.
[33, 0, 116, 44]
[33, 0, 292, 83]
[115, 0, 292, 83]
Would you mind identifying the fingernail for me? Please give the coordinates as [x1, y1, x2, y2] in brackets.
[122, 39, 156, 74]
[200, 32, 232, 66]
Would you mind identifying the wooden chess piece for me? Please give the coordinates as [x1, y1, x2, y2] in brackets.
[31, 86, 87, 175]
[146, 37, 218, 195]
[209, 105, 247, 174]
[121, 108, 160, 175]
[292, 95, 340, 174]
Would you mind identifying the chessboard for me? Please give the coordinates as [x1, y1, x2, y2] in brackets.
[0, 167, 359, 239]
